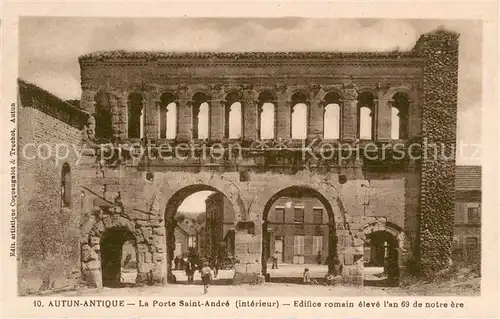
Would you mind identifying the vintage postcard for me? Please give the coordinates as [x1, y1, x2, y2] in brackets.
[1, 1, 499, 318]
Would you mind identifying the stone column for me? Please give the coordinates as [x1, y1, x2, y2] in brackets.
[241, 86, 258, 141]
[109, 94, 121, 140]
[340, 83, 358, 142]
[117, 93, 128, 140]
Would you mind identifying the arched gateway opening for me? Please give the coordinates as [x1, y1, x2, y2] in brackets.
[164, 185, 236, 285]
[262, 186, 338, 284]
[363, 227, 401, 287]
[100, 227, 138, 288]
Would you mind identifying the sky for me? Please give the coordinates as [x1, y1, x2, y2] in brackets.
[18, 18, 482, 212]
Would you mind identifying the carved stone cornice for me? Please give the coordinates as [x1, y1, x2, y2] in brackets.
[79, 51, 422, 62]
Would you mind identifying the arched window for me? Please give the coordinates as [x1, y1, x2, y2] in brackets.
[225, 92, 242, 139]
[357, 92, 375, 140]
[192, 92, 210, 139]
[61, 163, 71, 207]
[128, 93, 144, 139]
[391, 92, 409, 140]
[258, 91, 276, 140]
[94, 91, 113, 139]
[159, 93, 177, 139]
[291, 92, 308, 140]
[323, 91, 341, 140]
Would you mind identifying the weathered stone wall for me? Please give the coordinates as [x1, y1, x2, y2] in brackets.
[17, 81, 88, 295]
[416, 29, 459, 276]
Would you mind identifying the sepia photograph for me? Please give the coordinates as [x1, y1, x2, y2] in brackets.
[15, 16, 484, 297]
[2, 2, 498, 318]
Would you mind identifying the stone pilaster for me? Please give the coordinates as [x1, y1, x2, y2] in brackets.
[210, 100, 225, 141]
[241, 86, 258, 141]
[233, 219, 264, 284]
[142, 91, 157, 140]
[109, 93, 120, 140]
[80, 87, 96, 114]
[176, 85, 192, 141]
[117, 93, 128, 140]
[308, 85, 323, 140]
[275, 84, 290, 140]
[377, 94, 391, 142]
[340, 83, 358, 142]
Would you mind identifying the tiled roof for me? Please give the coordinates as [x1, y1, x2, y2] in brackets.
[18, 79, 89, 128]
[455, 166, 482, 191]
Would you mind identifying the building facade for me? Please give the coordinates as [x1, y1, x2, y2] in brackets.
[17, 28, 460, 293]
[266, 197, 329, 265]
[453, 166, 481, 265]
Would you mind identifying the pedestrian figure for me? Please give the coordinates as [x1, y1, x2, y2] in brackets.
[386, 252, 400, 287]
[303, 268, 311, 284]
[325, 272, 334, 286]
[212, 256, 219, 279]
[174, 256, 180, 270]
[271, 251, 279, 269]
[200, 261, 213, 294]
[186, 259, 196, 283]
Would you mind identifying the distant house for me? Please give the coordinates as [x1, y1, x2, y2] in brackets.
[453, 165, 481, 265]
[173, 215, 200, 258]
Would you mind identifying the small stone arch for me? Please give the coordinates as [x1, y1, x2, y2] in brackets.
[257, 89, 277, 103]
[224, 91, 243, 139]
[224, 89, 242, 102]
[383, 86, 412, 100]
[190, 87, 213, 100]
[288, 89, 309, 102]
[359, 218, 407, 252]
[81, 208, 145, 288]
[159, 91, 178, 103]
[322, 89, 343, 103]
[126, 85, 144, 96]
[357, 86, 379, 99]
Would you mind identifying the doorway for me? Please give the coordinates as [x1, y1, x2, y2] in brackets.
[100, 227, 138, 288]
[274, 236, 284, 262]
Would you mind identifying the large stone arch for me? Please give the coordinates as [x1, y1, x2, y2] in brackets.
[260, 184, 340, 274]
[156, 172, 243, 221]
[251, 171, 347, 226]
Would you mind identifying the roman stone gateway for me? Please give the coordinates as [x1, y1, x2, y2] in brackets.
[17, 28, 459, 290]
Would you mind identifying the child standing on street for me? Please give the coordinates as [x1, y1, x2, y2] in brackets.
[200, 261, 213, 294]
[303, 268, 311, 284]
